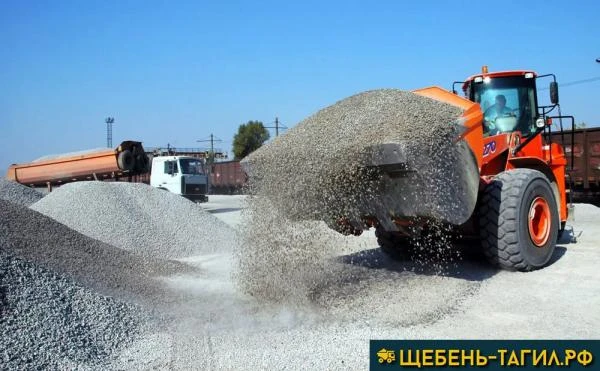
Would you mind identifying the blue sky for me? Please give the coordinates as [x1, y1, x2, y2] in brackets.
[2, 0, 599, 170]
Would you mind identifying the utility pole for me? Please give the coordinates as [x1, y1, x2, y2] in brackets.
[197, 134, 223, 163]
[105, 117, 115, 148]
[265, 117, 288, 137]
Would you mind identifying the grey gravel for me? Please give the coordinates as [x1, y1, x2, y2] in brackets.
[31, 181, 239, 259]
[0, 198, 190, 368]
[0, 250, 148, 370]
[108, 197, 600, 370]
[33, 147, 110, 162]
[0, 199, 191, 302]
[243, 89, 466, 225]
[236, 89, 467, 302]
[0, 178, 43, 206]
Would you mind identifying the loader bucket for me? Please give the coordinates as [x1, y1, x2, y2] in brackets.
[241, 88, 483, 234]
[358, 87, 484, 232]
[361, 135, 479, 231]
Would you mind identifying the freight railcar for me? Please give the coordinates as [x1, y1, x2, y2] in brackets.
[551, 127, 600, 205]
[209, 161, 247, 194]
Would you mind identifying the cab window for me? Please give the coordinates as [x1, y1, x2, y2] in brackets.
[163, 160, 178, 174]
[471, 76, 537, 137]
[179, 159, 204, 175]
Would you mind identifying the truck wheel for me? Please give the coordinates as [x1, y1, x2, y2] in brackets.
[479, 169, 558, 271]
[117, 150, 134, 171]
[135, 154, 150, 172]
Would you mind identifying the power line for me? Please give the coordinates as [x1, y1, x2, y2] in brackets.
[264, 117, 288, 137]
[197, 134, 223, 163]
[539, 76, 600, 90]
[559, 76, 600, 87]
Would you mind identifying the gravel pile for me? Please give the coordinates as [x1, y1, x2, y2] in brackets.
[0, 178, 43, 206]
[0, 250, 148, 369]
[33, 147, 110, 162]
[31, 181, 239, 259]
[0, 199, 190, 301]
[236, 89, 468, 302]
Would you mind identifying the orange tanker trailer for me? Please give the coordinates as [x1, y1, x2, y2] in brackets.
[6, 140, 150, 188]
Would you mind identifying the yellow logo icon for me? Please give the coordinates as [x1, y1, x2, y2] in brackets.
[377, 348, 396, 364]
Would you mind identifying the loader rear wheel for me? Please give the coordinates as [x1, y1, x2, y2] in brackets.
[117, 150, 134, 171]
[479, 169, 558, 271]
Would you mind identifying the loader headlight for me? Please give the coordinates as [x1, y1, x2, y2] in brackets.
[536, 118, 546, 128]
[474, 76, 491, 84]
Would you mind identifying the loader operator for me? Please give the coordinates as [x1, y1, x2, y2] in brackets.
[484, 94, 516, 134]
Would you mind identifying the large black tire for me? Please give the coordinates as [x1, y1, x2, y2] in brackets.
[135, 154, 150, 173]
[117, 150, 134, 171]
[479, 169, 559, 271]
[375, 227, 413, 260]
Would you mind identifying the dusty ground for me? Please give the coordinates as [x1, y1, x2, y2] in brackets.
[112, 195, 600, 370]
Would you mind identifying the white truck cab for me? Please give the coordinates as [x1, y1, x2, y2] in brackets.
[150, 156, 209, 202]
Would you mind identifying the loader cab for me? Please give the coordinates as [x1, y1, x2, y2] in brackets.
[463, 71, 539, 137]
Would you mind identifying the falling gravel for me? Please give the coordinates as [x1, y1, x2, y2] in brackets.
[31, 182, 239, 259]
[0, 250, 148, 370]
[0, 178, 43, 206]
[236, 89, 471, 302]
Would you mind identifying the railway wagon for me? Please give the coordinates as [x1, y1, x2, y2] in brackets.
[210, 161, 247, 194]
[551, 127, 600, 205]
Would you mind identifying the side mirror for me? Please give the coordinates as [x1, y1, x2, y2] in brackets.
[550, 81, 559, 104]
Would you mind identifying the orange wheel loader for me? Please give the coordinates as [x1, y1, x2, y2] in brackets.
[345, 67, 574, 271]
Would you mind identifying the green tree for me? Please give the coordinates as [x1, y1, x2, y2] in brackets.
[232, 120, 270, 159]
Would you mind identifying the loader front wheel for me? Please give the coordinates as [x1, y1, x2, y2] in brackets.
[375, 227, 414, 260]
[479, 169, 558, 271]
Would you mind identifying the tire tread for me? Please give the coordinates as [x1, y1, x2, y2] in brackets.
[479, 169, 555, 271]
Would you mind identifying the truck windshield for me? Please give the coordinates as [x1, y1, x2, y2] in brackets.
[179, 159, 205, 175]
[470, 76, 537, 137]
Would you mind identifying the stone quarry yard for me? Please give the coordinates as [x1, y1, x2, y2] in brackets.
[123, 195, 600, 369]
[2, 187, 600, 370]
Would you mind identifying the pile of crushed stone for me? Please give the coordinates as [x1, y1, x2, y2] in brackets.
[0, 250, 148, 369]
[0, 178, 43, 206]
[0, 198, 194, 368]
[30, 182, 239, 260]
[236, 89, 467, 301]
[0, 199, 190, 301]
[33, 147, 109, 162]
